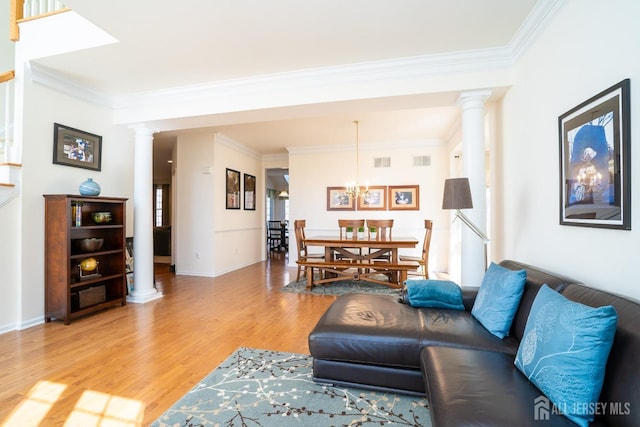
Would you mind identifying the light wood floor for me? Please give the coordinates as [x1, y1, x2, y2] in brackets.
[0, 252, 336, 426]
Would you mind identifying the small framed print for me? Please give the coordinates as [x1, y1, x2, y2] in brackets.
[226, 168, 241, 209]
[243, 173, 256, 210]
[357, 186, 387, 211]
[326, 187, 355, 211]
[126, 272, 134, 294]
[53, 123, 102, 171]
[388, 185, 420, 210]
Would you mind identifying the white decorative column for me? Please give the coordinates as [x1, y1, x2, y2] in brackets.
[458, 90, 491, 287]
[127, 125, 162, 303]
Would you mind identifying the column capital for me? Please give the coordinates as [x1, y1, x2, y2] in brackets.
[128, 124, 156, 137]
[458, 90, 492, 109]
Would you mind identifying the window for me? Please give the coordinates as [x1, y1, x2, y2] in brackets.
[155, 185, 163, 227]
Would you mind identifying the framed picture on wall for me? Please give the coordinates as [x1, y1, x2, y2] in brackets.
[226, 168, 241, 209]
[326, 187, 355, 211]
[388, 185, 420, 210]
[52, 123, 102, 171]
[357, 186, 387, 211]
[244, 173, 256, 210]
[558, 78, 631, 229]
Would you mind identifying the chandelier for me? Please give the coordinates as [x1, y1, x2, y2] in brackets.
[345, 120, 369, 200]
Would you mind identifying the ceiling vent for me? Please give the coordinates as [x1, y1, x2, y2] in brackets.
[374, 157, 391, 168]
[413, 155, 431, 167]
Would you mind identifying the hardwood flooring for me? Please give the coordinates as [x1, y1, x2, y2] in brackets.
[0, 253, 336, 426]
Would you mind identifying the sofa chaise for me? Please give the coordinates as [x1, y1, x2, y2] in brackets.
[308, 260, 640, 426]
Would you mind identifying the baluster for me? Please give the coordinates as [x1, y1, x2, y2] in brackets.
[39, 0, 46, 15]
[2, 82, 8, 162]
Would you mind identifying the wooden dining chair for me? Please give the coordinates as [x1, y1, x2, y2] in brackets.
[267, 220, 283, 251]
[293, 220, 324, 281]
[399, 219, 433, 279]
[366, 219, 394, 240]
[337, 219, 365, 260]
[366, 219, 394, 262]
[338, 219, 365, 239]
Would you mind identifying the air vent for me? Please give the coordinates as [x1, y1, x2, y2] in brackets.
[374, 157, 391, 168]
[413, 155, 431, 167]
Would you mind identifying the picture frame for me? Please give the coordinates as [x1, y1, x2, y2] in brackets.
[226, 168, 241, 209]
[558, 79, 631, 229]
[243, 173, 256, 210]
[53, 123, 102, 171]
[326, 186, 355, 211]
[126, 272, 134, 294]
[388, 185, 420, 210]
[357, 186, 387, 211]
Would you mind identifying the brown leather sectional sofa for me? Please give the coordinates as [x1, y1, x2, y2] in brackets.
[308, 260, 640, 426]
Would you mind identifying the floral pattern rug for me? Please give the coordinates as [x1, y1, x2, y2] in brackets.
[151, 347, 430, 426]
[282, 278, 403, 296]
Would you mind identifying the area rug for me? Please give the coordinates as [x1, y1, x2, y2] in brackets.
[282, 278, 403, 296]
[151, 347, 430, 427]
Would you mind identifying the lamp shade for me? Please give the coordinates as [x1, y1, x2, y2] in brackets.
[278, 190, 289, 198]
[442, 178, 473, 210]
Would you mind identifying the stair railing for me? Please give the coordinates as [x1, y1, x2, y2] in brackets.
[10, 0, 68, 41]
[0, 71, 15, 164]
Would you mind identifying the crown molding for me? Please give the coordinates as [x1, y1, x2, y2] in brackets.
[29, 62, 113, 108]
[286, 139, 444, 156]
[29, 0, 564, 117]
[215, 132, 261, 160]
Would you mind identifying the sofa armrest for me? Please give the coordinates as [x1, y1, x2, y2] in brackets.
[461, 286, 479, 311]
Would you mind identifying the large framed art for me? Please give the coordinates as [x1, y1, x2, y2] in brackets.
[558, 79, 631, 229]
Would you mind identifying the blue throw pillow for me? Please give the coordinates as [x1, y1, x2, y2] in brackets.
[405, 279, 464, 310]
[514, 285, 617, 427]
[471, 262, 526, 338]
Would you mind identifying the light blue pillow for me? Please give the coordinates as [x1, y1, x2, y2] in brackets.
[471, 262, 526, 338]
[514, 285, 617, 427]
[405, 279, 464, 310]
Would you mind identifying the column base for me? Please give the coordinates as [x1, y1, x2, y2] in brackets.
[127, 290, 163, 304]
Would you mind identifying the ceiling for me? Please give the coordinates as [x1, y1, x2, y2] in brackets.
[31, 0, 545, 161]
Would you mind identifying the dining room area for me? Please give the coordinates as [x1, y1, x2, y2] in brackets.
[292, 216, 433, 290]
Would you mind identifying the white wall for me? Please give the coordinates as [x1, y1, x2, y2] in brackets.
[175, 132, 262, 277]
[14, 77, 134, 328]
[501, 0, 640, 299]
[288, 141, 450, 274]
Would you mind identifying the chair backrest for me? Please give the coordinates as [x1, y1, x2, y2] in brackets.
[267, 220, 282, 237]
[338, 219, 365, 239]
[366, 219, 394, 239]
[422, 219, 433, 272]
[293, 219, 307, 257]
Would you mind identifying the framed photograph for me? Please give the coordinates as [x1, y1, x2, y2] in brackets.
[326, 186, 355, 211]
[53, 123, 102, 171]
[243, 173, 256, 210]
[226, 168, 241, 209]
[559, 79, 631, 229]
[357, 186, 387, 211]
[126, 272, 135, 294]
[388, 185, 420, 210]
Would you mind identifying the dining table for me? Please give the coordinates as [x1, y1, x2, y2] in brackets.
[301, 234, 419, 288]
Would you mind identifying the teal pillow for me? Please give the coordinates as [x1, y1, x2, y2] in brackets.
[405, 279, 464, 310]
[514, 285, 617, 427]
[471, 262, 526, 338]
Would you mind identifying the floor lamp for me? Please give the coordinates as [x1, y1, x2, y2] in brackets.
[442, 178, 490, 270]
